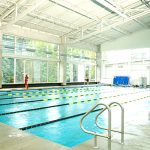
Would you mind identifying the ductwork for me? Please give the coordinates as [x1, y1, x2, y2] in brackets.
[91, 0, 128, 19]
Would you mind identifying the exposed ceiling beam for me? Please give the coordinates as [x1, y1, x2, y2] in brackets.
[48, 0, 98, 21]
[133, 18, 149, 28]
[100, 19, 131, 35]
[71, 9, 150, 43]
[28, 13, 78, 30]
[123, 6, 150, 28]
[92, 0, 148, 30]
[112, 27, 131, 35]
[0, 0, 26, 20]
[17, 19, 66, 36]
[1, 0, 48, 30]
[92, 0, 128, 19]
[93, 35, 109, 41]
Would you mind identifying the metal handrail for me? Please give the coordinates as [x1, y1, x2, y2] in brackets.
[110, 102, 124, 144]
[95, 102, 124, 144]
[80, 103, 111, 148]
[80, 101, 124, 149]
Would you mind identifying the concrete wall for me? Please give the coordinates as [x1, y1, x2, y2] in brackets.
[101, 29, 150, 51]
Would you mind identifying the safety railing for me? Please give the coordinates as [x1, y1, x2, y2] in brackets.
[80, 102, 124, 149]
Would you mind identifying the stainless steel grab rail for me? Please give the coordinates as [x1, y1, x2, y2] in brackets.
[80, 103, 111, 149]
[80, 102, 124, 149]
[95, 102, 124, 144]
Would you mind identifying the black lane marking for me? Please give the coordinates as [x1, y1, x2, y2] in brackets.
[0, 103, 69, 116]
[0, 99, 44, 106]
[1, 93, 149, 116]
[20, 96, 150, 131]
[20, 108, 102, 130]
[0, 98, 99, 116]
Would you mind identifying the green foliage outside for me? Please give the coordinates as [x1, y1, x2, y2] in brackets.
[16, 59, 24, 83]
[41, 61, 47, 82]
[2, 35, 96, 84]
[48, 62, 57, 82]
[2, 35, 58, 84]
[2, 58, 14, 83]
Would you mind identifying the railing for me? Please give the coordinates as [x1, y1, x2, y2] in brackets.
[80, 102, 124, 149]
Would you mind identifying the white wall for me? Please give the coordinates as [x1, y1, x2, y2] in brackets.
[101, 29, 150, 51]
[101, 29, 150, 86]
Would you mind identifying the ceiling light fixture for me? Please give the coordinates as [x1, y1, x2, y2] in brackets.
[92, 0, 128, 19]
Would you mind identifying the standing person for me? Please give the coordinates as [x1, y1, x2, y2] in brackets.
[25, 74, 29, 90]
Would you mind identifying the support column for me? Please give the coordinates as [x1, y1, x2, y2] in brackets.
[14, 59, 16, 83]
[0, 29, 2, 88]
[59, 37, 67, 85]
[14, 36, 17, 83]
[96, 45, 102, 83]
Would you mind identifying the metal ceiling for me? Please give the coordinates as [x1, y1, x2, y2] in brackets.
[0, 0, 150, 45]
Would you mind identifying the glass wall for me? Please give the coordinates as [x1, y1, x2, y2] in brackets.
[2, 35, 15, 54]
[2, 34, 59, 84]
[2, 34, 97, 84]
[73, 64, 78, 82]
[2, 58, 14, 83]
[66, 47, 96, 82]
[48, 62, 58, 82]
[16, 59, 24, 83]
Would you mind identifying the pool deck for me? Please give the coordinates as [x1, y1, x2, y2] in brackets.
[0, 123, 70, 150]
[73, 107, 150, 150]
[0, 100, 150, 150]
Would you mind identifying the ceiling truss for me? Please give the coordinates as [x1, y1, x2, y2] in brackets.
[0, 0, 149, 45]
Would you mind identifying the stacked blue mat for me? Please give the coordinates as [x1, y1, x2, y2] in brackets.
[113, 76, 130, 86]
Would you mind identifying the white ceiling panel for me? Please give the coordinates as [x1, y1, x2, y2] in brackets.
[119, 21, 144, 33]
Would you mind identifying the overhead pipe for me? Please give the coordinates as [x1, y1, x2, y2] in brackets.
[91, 0, 128, 19]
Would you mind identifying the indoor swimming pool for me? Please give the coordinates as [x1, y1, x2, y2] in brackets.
[0, 85, 149, 147]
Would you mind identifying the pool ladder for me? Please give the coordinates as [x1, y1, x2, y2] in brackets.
[80, 102, 124, 150]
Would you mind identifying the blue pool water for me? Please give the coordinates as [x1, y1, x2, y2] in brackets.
[0, 85, 149, 147]
[27, 112, 107, 147]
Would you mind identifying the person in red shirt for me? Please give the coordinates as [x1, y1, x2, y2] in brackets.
[25, 74, 29, 90]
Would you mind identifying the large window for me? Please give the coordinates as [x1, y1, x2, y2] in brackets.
[90, 65, 96, 81]
[85, 66, 89, 80]
[16, 38, 34, 56]
[24, 60, 33, 83]
[34, 41, 47, 57]
[66, 63, 72, 82]
[73, 64, 78, 82]
[48, 62, 58, 82]
[33, 60, 41, 83]
[2, 34, 96, 84]
[66, 47, 96, 82]
[2, 35, 15, 54]
[16, 59, 24, 83]
[2, 58, 14, 83]
[2, 34, 59, 84]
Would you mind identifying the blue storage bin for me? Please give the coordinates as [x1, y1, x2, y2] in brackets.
[113, 76, 129, 86]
